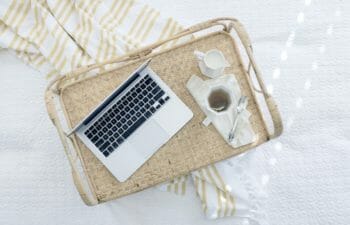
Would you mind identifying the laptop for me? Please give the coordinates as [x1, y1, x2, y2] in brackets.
[68, 59, 193, 182]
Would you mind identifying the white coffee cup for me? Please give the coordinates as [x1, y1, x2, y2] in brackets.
[202, 85, 235, 126]
[194, 49, 229, 78]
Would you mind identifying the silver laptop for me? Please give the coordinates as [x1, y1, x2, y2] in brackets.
[68, 59, 193, 182]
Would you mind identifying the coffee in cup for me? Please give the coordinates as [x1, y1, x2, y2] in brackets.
[208, 88, 231, 112]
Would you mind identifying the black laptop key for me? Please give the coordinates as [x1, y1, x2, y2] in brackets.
[122, 100, 128, 107]
[103, 151, 109, 157]
[145, 111, 152, 118]
[159, 99, 165, 105]
[145, 77, 152, 85]
[122, 116, 146, 139]
[87, 133, 93, 139]
[152, 86, 160, 95]
[112, 142, 118, 148]
[116, 137, 124, 144]
[107, 146, 114, 153]
[96, 139, 104, 147]
[164, 96, 170, 101]
[100, 141, 110, 151]
[150, 107, 156, 113]
[91, 136, 98, 143]
[154, 90, 165, 101]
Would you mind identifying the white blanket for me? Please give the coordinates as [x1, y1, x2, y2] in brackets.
[0, 0, 349, 225]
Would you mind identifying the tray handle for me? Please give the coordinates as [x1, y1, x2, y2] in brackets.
[163, 18, 283, 139]
[45, 90, 99, 205]
[59, 19, 230, 80]
[162, 18, 283, 139]
[52, 17, 282, 139]
[226, 19, 283, 139]
[45, 18, 283, 203]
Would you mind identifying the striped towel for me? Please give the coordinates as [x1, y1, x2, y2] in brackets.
[0, 0, 264, 221]
[0, 0, 183, 79]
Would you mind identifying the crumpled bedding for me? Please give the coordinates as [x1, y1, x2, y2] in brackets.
[1, 0, 349, 225]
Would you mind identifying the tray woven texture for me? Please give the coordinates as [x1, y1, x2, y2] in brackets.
[45, 18, 283, 204]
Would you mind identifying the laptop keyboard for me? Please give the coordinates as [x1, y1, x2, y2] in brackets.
[84, 74, 170, 157]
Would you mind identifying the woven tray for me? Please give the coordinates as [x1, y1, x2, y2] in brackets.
[45, 18, 282, 205]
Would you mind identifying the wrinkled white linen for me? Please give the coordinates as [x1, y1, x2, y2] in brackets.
[1, 0, 349, 225]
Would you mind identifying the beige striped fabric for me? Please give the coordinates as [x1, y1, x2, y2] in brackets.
[0, 0, 183, 79]
[0, 0, 248, 219]
[193, 167, 236, 218]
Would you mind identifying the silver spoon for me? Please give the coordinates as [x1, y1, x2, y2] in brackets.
[228, 96, 248, 142]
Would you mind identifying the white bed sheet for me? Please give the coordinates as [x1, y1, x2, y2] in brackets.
[0, 0, 349, 225]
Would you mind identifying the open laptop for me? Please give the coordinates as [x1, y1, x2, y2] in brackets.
[68, 59, 193, 182]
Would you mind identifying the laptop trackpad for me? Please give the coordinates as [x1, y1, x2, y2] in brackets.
[129, 119, 169, 159]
